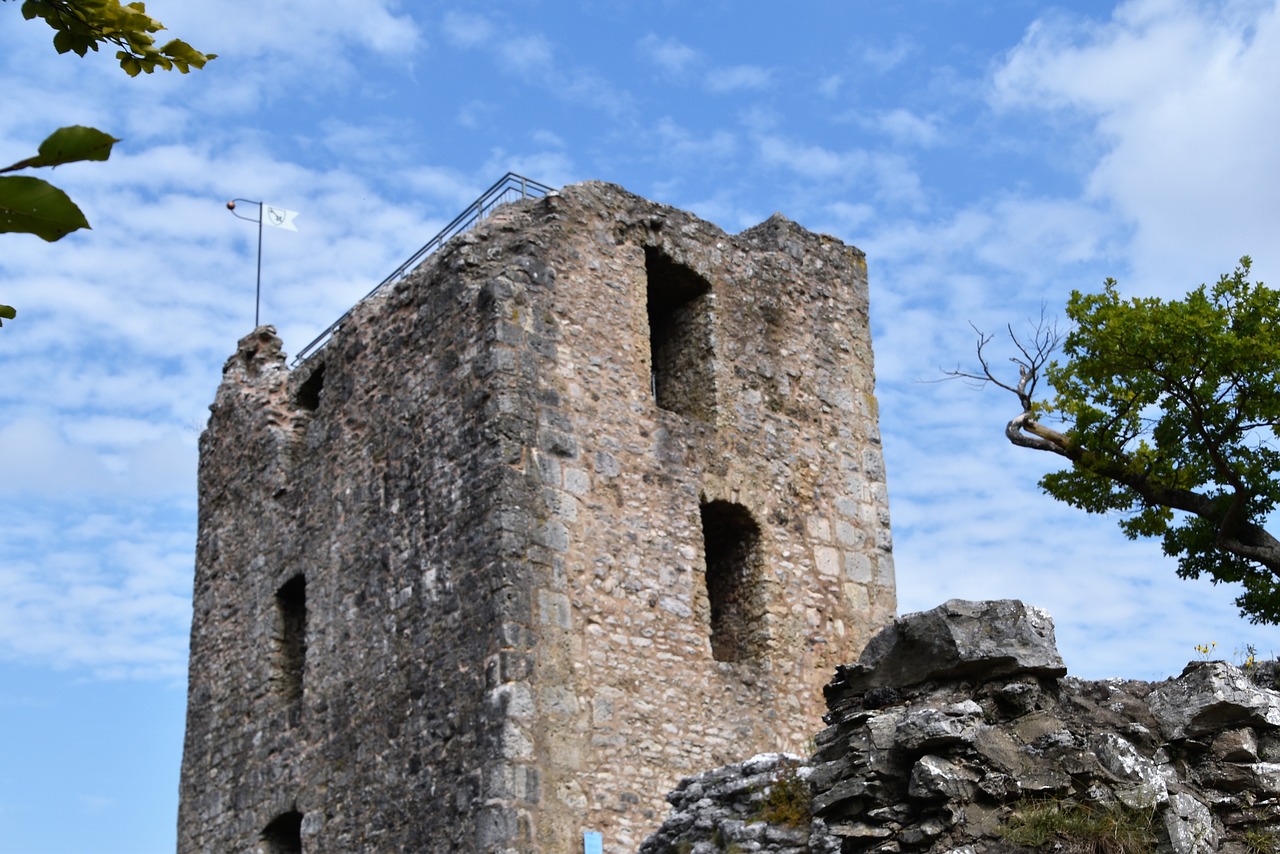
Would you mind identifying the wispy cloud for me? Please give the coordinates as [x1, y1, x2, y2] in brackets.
[754, 134, 927, 210]
[705, 64, 773, 93]
[0, 500, 193, 681]
[441, 12, 635, 118]
[861, 34, 917, 74]
[638, 34, 774, 94]
[871, 108, 942, 147]
[638, 33, 700, 77]
[441, 10, 494, 48]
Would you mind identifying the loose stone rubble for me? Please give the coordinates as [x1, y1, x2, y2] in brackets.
[642, 599, 1280, 853]
[637, 754, 840, 854]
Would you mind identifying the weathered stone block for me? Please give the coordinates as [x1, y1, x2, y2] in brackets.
[826, 599, 1066, 701]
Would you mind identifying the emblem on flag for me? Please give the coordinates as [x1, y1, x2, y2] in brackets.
[263, 204, 299, 231]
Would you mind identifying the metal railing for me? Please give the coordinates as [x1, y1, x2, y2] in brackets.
[291, 173, 556, 365]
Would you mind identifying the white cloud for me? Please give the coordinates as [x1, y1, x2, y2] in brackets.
[653, 118, 739, 162]
[992, 0, 1280, 290]
[441, 10, 495, 48]
[481, 148, 577, 190]
[0, 417, 196, 500]
[173, 0, 423, 61]
[757, 135, 866, 180]
[755, 135, 927, 209]
[498, 34, 556, 76]
[456, 99, 498, 129]
[638, 34, 700, 77]
[441, 17, 633, 117]
[0, 500, 193, 681]
[637, 35, 771, 95]
[861, 34, 917, 74]
[873, 108, 942, 147]
[705, 64, 773, 93]
[401, 165, 486, 207]
[531, 129, 566, 148]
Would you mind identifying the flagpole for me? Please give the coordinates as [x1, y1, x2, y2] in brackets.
[228, 198, 298, 328]
[255, 201, 264, 326]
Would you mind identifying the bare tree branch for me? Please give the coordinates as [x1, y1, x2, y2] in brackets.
[942, 310, 1064, 451]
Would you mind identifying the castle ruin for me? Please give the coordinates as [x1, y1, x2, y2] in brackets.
[177, 181, 896, 852]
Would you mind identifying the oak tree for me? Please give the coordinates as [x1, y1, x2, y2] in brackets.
[954, 259, 1280, 623]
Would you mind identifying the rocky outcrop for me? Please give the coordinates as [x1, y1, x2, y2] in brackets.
[637, 754, 839, 854]
[641, 600, 1280, 853]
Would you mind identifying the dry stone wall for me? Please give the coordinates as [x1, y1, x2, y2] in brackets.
[178, 181, 896, 853]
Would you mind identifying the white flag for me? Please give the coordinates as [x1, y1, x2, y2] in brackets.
[263, 204, 299, 231]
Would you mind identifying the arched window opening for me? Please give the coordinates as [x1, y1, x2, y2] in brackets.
[295, 363, 325, 412]
[274, 575, 306, 705]
[700, 500, 766, 662]
[261, 810, 303, 854]
[645, 247, 716, 420]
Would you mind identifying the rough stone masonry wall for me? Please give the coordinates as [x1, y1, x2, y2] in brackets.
[179, 250, 537, 852]
[498, 183, 895, 851]
[178, 180, 895, 853]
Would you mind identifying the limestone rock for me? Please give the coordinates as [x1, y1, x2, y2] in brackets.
[638, 754, 840, 854]
[1163, 791, 1217, 854]
[1147, 660, 1280, 740]
[825, 599, 1066, 701]
[646, 600, 1280, 854]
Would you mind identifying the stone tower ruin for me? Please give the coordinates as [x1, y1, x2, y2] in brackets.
[177, 181, 896, 853]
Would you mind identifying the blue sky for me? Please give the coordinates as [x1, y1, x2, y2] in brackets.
[2, 0, 1279, 850]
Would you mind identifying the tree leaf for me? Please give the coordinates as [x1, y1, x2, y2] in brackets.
[1, 126, 119, 173]
[0, 304, 15, 326]
[0, 175, 91, 241]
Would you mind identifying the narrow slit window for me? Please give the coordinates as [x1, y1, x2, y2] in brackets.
[699, 500, 765, 662]
[261, 810, 303, 854]
[645, 247, 716, 420]
[275, 575, 306, 704]
[295, 363, 325, 412]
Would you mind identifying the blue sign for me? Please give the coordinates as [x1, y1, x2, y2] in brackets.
[583, 830, 603, 854]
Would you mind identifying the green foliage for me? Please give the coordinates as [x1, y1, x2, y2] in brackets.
[981, 259, 1280, 623]
[2, 0, 211, 326]
[18, 0, 216, 75]
[0, 125, 118, 241]
[1000, 799, 1158, 853]
[1044, 260, 1280, 621]
[1243, 827, 1280, 854]
[752, 762, 812, 829]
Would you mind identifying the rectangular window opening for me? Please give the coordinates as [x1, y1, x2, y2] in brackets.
[274, 575, 306, 705]
[700, 500, 766, 662]
[645, 247, 717, 420]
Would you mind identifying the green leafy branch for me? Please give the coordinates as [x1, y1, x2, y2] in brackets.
[950, 260, 1280, 624]
[18, 0, 216, 75]
[1, 0, 214, 328]
[0, 125, 120, 323]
